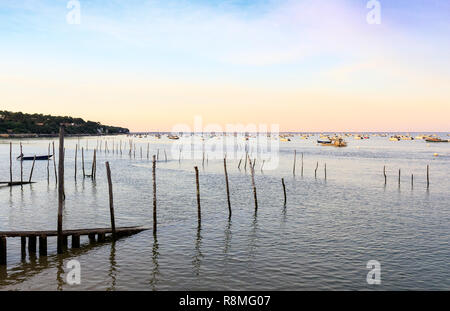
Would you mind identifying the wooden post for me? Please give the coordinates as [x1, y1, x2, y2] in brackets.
[224, 157, 231, 217]
[39, 235, 47, 256]
[74, 144, 77, 180]
[0, 237, 6, 266]
[20, 142, 23, 187]
[152, 155, 157, 235]
[195, 166, 201, 223]
[72, 234, 80, 248]
[411, 174, 414, 188]
[281, 178, 286, 206]
[301, 152, 304, 177]
[426, 165, 430, 189]
[57, 126, 65, 254]
[164, 149, 167, 162]
[383, 166, 387, 185]
[88, 233, 96, 243]
[314, 161, 318, 179]
[248, 156, 258, 212]
[147, 143, 149, 159]
[105, 162, 116, 240]
[238, 158, 242, 169]
[398, 169, 401, 186]
[47, 143, 50, 182]
[81, 147, 85, 177]
[21, 237, 26, 259]
[98, 233, 105, 242]
[9, 142, 12, 185]
[52, 142, 57, 183]
[293, 150, 296, 176]
[28, 155, 36, 182]
[140, 146, 142, 159]
[91, 149, 97, 179]
[28, 236, 37, 254]
[324, 163, 327, 180]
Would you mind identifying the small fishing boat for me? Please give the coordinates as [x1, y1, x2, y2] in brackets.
[389, 136, 400, 141]
[425, 137, 449, 143]
[17, 154, 53, 161]
[320, 138, 347, 147]
[317, 138, 331, 144]
[168, 135, 180, 140]
[280, 137, 291, 142]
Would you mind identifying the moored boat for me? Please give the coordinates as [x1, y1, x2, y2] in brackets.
[17, 154, 53, 161]
[425, 137, 449, 143]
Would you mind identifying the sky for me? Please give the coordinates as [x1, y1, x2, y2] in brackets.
[0, 0, 449, 132]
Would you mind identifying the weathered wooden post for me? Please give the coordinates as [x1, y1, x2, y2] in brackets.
[293, 150, 296, 176]
[52, 142, 57, 184]
[411, 174, 414, 188]
[0, 237, 6, 266]
[248, 156, 258, 212]
[105, 162, 116, 240]
[20, 142, 23, 187]
[9, 142, 12, 185]
[301, 152, 304, 177]
[164, 149, 167, 162]
[224, 157, 231, 217]
[74, 144, 78, 180]
[28, 155, 36, 182]
[383, 166, 387, 185]
[282, 178, 286, 206]
[91, 149, 97, 179]
[81, 147, 85, 177]
[72, 234, 80, 248]
[195, 166, 201, 223]
[57, 126, 65, 254]
[238, 158, 242, 169]
[39, 235, 47, 256]
[147, 143, 149, 159]
[28, 236, 37, 254]
[398, 169, 401, 186]
[314, 161, 318, 179]
[47, 143, 50, 182]
[152, 155, 157, 235]
[21, 237, 26, 259]
[324, 163, 327, 180]
[426, 165, 430, 189]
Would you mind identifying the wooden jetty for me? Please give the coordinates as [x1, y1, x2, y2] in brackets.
[0, 226, 147, 266]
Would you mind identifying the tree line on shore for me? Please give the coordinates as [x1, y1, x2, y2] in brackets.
[0, 110, 129, 135]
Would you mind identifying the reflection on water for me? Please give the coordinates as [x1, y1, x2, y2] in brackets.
[149, 234, 160, 291]
[192, 225, 203, 277]
[107, 242, 116, 291]
[0, 134, 449, 290]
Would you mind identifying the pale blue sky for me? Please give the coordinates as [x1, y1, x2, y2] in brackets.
[1, 0, 449, 131]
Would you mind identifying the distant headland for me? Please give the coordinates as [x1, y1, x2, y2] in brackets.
[0, 110, 129, 137]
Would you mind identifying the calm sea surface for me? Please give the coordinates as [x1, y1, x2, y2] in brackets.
[0, 133, 449, 290]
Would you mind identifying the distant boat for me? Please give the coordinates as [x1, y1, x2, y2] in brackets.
[320, 138, 347, 147]
[389, 136, 400, 141]
[17, 154, 52, 161]
[280, 137, 291, 142]
[168, 135, 180, 140]
[317, 138, 331, 144]
[425, 137, 448, 143]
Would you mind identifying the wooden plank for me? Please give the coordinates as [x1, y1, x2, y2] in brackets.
[0, 226, 147, 238]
